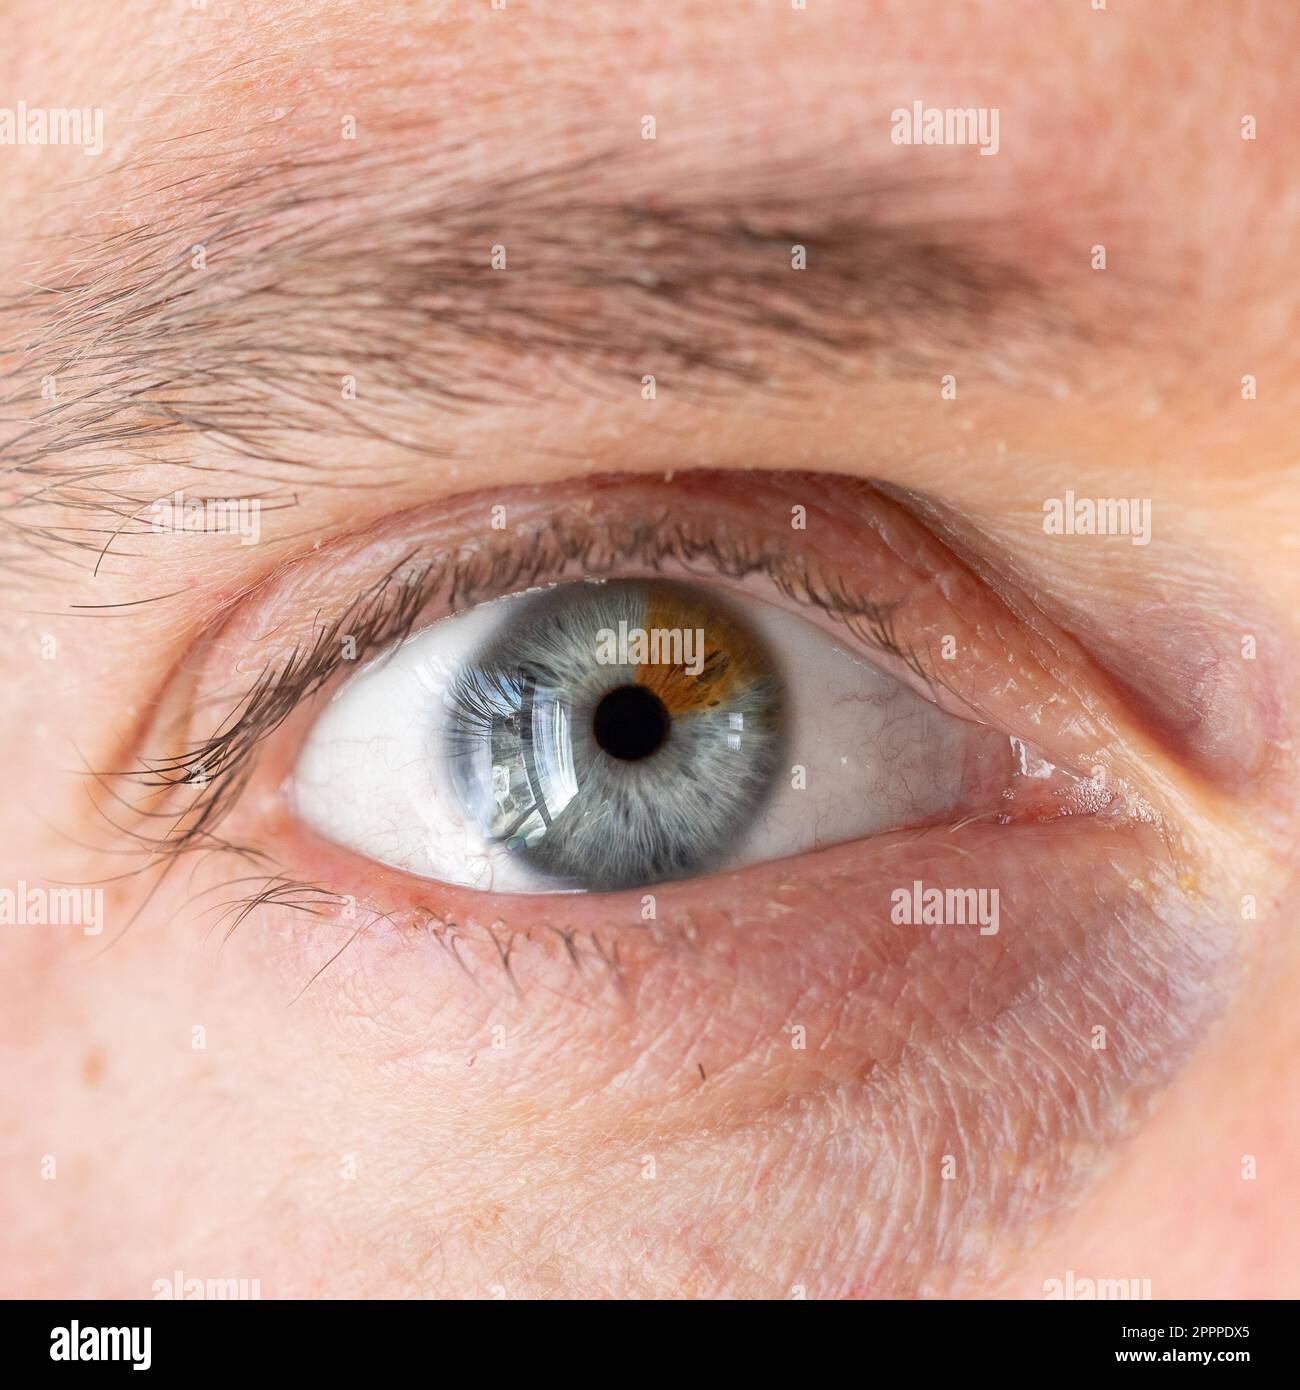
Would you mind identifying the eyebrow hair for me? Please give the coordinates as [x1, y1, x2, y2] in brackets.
[0, 139, 1075, 560]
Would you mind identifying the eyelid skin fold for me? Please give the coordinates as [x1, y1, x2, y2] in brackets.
[880, 480, 1297, 798]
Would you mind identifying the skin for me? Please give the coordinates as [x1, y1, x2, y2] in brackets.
[1, 0, 1298, 1299]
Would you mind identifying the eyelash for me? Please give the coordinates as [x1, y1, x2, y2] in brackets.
[116, 504, 930, 878]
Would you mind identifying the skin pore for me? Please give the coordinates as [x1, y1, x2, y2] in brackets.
[1, 0, 1298, 1298]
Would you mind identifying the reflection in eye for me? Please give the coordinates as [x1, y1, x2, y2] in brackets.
[293, 575, 1038, 893]
[445, 579, 786, 889]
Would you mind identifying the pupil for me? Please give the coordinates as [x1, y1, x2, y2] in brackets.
[593, 684, 670, 761]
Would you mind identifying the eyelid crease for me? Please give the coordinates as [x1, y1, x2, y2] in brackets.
[879, 479, 1295, 798]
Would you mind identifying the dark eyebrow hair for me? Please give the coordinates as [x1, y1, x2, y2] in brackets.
[0, 141, 1075, 560]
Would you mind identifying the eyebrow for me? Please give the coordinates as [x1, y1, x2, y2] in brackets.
[0, 140, 1080, 554]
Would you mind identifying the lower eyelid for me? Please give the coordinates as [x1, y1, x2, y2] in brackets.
[241, 810, 1233, 1294]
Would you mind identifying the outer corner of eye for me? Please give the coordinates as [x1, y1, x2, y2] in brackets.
[290, 575, 1012, 895]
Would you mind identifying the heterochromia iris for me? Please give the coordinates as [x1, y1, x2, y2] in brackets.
[444, 579, 787, 890]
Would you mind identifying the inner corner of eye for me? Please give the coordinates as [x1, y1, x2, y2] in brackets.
[290, 575, 1034, 895]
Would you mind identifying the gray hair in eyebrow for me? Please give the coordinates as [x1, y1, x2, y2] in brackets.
[0, 138, 1073, 560]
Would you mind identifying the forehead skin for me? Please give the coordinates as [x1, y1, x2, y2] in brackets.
[1, 0, 1299, 1299]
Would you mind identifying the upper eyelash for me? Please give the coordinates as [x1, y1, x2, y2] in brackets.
[108, 503, 920, 867]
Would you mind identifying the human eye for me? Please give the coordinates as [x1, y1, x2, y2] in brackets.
[292, 572, 1064, 894]
[114, 464, 1239, 1297]
[147, 467, 1132, 918]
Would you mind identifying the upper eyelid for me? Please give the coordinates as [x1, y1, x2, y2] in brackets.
[883, 480, 1292, 797]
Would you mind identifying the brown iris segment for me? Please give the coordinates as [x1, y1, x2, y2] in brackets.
[635, 586, 767, 716]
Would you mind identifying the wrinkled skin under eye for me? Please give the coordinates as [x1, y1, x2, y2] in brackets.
[291, 576, 1044, 892]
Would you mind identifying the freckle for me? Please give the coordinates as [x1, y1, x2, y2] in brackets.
[80, 1046, 106, 1088]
